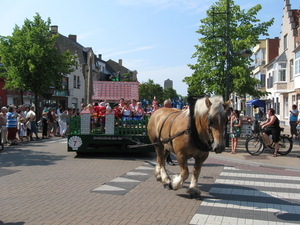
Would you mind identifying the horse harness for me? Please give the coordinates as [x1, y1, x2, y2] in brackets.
[155, 108, 214, 152]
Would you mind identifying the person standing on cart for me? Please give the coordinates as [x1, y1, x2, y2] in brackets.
[260, 108, 281, 157]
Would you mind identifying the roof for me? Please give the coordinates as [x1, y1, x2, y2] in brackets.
[264, 51, 287, 68]
[92, 81, 139, 102]
[106, 59, 130, 75]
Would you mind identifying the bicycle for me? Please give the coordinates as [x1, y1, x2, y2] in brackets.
[245, 127, 293, 156]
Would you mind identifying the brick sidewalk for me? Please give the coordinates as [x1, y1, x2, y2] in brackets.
[0, 134, 299, 225]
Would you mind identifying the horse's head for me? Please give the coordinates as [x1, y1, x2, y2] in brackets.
[195, 96, 230, 154]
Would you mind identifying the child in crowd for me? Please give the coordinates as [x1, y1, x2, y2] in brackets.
[18, 118, 27, 142]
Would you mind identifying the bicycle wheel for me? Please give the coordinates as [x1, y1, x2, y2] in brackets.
[245, 136, 264, 156]
[277, 136, 293, 155]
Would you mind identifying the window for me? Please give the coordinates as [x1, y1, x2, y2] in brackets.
[284, 96, 288, 118]
[295, 51, 300, 76]
[276, 97, 280, 116]
[77, 77, 80, 89]
[290, 59, 294, 81]
[73, 76, 77, 89]
[267, 71, 274, 88]
[279, 70, 286, 81]
[260, 74, 265, 87]
[278, 63, 286, 81]
[292, 95, 295, 104]
[284, 34, 288, 50]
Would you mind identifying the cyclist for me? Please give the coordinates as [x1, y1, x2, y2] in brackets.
[260, 108, 281, 157]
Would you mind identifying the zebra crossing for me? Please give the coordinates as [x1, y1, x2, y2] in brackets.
[92, 162, 155, 195]
[190, 166, 300, 225]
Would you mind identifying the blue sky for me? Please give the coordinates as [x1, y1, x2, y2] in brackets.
[0, 0, 297, 96]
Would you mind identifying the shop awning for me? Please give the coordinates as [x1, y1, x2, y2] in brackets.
[246, 99, 265, 107]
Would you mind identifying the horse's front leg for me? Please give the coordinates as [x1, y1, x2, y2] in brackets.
[172, 155, 189, 190]
[187, 153, 209, 199]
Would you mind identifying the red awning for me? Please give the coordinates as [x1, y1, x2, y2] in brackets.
[92, 81, 139, 102]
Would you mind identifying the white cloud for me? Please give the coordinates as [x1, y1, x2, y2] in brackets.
[77, 29, 102, 42]
[104, 45, 159, 58]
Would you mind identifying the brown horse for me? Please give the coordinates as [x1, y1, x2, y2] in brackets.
[147, 96, 229, 198]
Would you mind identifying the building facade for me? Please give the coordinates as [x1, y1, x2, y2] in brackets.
[263, 0, 300, 125]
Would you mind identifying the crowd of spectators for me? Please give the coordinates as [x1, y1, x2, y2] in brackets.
[0, 98, 188, 146]
[0, 104, 79, 146]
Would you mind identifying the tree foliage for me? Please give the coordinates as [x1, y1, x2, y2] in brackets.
[183, 0, 274, 100]
[139, 79, 181, 105]
[139, 79, 164, 104]
[163, 87, 178, 101]
[0, 13, 76, 105]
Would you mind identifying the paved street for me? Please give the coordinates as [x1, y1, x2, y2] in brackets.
[0, 133, 300, 225]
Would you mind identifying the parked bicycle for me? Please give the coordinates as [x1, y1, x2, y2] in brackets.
[245, 127, 293, 156]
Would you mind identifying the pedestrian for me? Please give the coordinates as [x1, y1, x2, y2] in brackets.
[6, 105, 18, 146]
[25, 106, 40, 141]
[0, 106, 8, 144]
[26, 117, 32, 140]
[58, 109, 67, 138]
[18, 118, 27, 142]
[289, 104, 298, 139]
[18, 105, 26, 119]
[41, 112, 48, 139]
[261, 108, 281, 157]
[47, 108, 54, 137]
[230, 109, 241, 154]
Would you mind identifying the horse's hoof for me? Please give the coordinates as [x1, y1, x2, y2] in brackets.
[164, 183, 173, 190]
[187, 188, 200, 199]
[156, 177, 162, 182]
[189, 193, 201, 200]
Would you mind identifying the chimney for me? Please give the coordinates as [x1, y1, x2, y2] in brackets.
[68, 35, 77, 42]
[51, 25, 58, 34]
[98, 54, 102, 60]
[118, 59, 122, 66]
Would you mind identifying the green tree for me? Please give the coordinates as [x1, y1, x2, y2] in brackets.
[183, 0, 274, 100]
[139, 79, 164, 105]
[0, 13, 75, 106]
[163, 87, 178, 101]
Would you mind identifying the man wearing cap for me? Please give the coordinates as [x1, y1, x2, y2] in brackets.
[0, 106, 8, 144]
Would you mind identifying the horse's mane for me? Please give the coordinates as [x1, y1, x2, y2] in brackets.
[183, 96, 224, 118]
